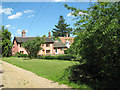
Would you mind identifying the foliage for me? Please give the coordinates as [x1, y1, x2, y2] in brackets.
[37, 54, 76, 60]
[14, 52, 28, 58]
[52, 15, 73, 38]
[64, 49, 70, 54]
[1, 26, 12, 57]
[22, 37, 45, 59]
[42, 35, 46, 37]
[65, 2, 120, 88]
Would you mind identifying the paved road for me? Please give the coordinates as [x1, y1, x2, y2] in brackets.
[0, 60, 70, 88]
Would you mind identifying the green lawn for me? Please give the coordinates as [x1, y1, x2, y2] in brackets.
[2, 57, 90, 88]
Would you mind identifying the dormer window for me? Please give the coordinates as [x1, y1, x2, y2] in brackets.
[46, 44, 50, 47]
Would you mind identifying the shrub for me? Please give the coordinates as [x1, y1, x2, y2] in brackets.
[66, 2, 120, 88]
[14, 52, 28, 58]
[37, 54, 76, 60]
[64, 50, 68, 54]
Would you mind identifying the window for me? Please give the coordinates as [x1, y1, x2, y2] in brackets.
[46, 50, 50, 53]
[46, 44, 50, 47]
[20, 51, 24, 54]
[55, 48, 58, 54]
[61, 48, 64, 51]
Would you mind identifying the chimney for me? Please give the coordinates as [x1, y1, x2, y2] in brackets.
[66, 33, 68, 37]
[48, 31, 51, 37]
[22, 30, 26, 37]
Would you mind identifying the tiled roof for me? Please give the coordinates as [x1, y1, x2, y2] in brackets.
[58, 37, 74, 44]
[14, 37, 54, 43]
[53, 41, 67, 48]
[45, 37, 54, 43]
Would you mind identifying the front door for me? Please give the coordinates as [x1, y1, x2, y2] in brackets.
[55, 48, 58, 54]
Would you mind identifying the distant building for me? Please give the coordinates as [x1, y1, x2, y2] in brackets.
[12, 30, 74, 56]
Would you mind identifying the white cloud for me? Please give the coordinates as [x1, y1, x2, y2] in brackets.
[3, 8, 13, 15]
[8, 12, 22, 19]
[5, 24, 11, 28]
[78, 11, 88, 16]
[67, 11, 88, 17]
[17, 29, 22, 35]
[23, 10, 33, 13]
[67, 12, 74, 17]
[28, 15, 34, 18]
[11, 34, 13, 37]
[52, 0, 65, 2]
[0, 6, 13, 15]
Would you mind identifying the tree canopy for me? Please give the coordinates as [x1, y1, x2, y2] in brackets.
[22, 37, 45, 59]
[52, 15, 72, 38]
[2, 26, 12, 57]
[65, 2, 120, 88]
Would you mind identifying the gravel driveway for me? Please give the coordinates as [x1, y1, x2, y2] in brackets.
[0, 60, 70, 88]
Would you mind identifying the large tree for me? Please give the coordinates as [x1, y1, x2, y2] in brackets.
[22, 37, 45, 59]
[52, 15, 72, 37]
[65, 2, 120, 88]
[2, 26, 12, 57]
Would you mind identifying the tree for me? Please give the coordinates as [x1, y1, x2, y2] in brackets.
[42, 35, 46, 37]
[2, 26, 12, 57]
[65, 2, 120, 88]
[22, 37, 45, 59]
[52, 15, 72, 37]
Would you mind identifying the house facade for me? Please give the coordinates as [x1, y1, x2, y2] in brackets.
[12, 30, 74, 56]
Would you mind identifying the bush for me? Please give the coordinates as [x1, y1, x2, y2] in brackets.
[37, 54, 76, 60]
[64, 50, 68, 54]
[14, 52, 28, 58]
[66, 2, 120, 88]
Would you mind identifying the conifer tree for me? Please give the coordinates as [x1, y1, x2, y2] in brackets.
[52, 15, 72, 37]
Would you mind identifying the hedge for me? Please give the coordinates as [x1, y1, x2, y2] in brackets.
[37, 54, 76, 60]
[14, 52, 28, 58]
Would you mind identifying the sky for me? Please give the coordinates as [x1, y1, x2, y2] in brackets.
[1, 1, 92, 41]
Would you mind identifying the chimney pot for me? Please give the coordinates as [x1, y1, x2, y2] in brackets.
[22, 30, 26, 37]
[48, 31, 51, 37]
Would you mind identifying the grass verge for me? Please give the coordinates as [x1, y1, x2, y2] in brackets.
[2, 57, 91, 88]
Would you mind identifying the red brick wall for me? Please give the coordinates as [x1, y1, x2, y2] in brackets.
[12, 40, 19, 56]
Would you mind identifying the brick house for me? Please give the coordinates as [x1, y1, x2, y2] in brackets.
[12, 30, 74, 56]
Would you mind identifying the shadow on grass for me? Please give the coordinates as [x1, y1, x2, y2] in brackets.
[23, 58, 31, 60]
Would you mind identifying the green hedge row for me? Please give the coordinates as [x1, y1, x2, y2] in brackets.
[37, 54, 76, 60]
[14, 52, 76, 60]
[14, 52, 28, 58]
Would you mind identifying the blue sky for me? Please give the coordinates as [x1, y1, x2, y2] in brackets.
[1, 1, 92, 41]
